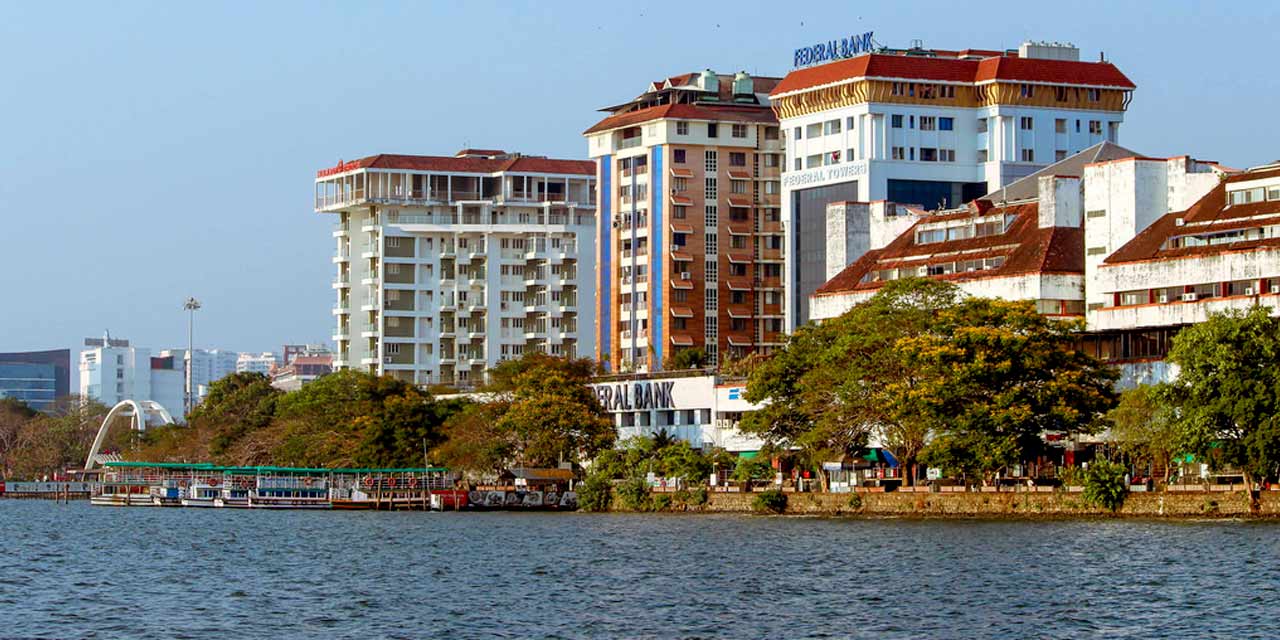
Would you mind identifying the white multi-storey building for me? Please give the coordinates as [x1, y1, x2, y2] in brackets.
[770, 40, 1136, 327]
[159, 348, 239, 402]
[236, 352, 281, 376]
[315, 149, 597, 388]
[79, 335, 183, 415]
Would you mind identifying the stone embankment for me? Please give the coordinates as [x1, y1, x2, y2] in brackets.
[656, 489, 1280, 518]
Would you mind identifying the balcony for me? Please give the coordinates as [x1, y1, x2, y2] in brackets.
[332, 222, 350, 238]
[618, 136, 643, 150]
[332, 275, 350, 289]
[332, 303, 350, 316]
[332, 251, 351, 264]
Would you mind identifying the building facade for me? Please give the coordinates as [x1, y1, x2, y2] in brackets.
[585, 70, 786, 372]
[270, 354, 334, 392]
[0, 349, 70, 412]
[770, 41, 1135, 327]
[160, 348, 240, 403]
[315, 149, 597, 388]
[236, 352, 281, 376]
[79, 336, 183, 415]
[587, 373, 764, 453]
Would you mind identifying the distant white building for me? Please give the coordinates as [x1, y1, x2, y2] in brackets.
[159, 348, 240, 404]
[79, 334, 183, 417]
[236, 352, 281, 376]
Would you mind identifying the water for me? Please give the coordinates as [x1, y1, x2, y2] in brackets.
[2, 501, 1278, 639]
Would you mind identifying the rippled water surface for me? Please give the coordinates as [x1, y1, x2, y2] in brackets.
[2, 501, 1278, 638]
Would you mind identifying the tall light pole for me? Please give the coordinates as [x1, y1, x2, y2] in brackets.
[183, 297, 201, 417]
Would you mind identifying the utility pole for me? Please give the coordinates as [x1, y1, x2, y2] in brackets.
[183, 297, 201, 418]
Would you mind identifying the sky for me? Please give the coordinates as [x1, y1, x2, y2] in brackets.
[1, 0, 1277, 359]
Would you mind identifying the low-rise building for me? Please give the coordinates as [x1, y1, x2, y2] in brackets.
[236, 352, 281, 376]
[587, 372, 764, 453]
[270, 354, 334, 392]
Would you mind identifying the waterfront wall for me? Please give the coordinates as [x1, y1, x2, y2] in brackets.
[658, 489, 1280, 518]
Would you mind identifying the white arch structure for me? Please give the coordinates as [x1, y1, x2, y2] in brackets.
[84, 400, 177, 471]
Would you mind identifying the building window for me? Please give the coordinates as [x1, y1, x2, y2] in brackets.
[672, 177, 688, 192]
[891, 114, 903, 129]
[704, 150, 718, 172]
[891, 147, 906, 160]
[1021, 149, 1035, 162]
[1086, 209, 1107, 218]
[729, 152, 746, 166]
[846, 148, 856, 162]
[674, 290, 688, 302]
[920, 148, 938, 162]
[1020, 83, 1034, 98]
[845, 116, 855, 130]
[707, 123, 718, 138]
[764, 126, 779, 140]
[919, 116, 936, 131]
[1088, 88, 1101, 102]
[676, 121, 689, 135]
[806, 154, 822, 168]
[706, 233, 718, 255]
[891, 82, 905, 96]
[673, 205, 687, 219]
[939, 148, 955, 162]
[731, 180, 748, 194]
[730, 263, 747, 277]
[977, 149, 989, 163]
[824, 119, 841, 135]
[705, 260, 718, 282]
[793, 126, 802, 140]
[705, 205, 718, 226]
[1089, 120, 1103, 135]
[1055, 119, 1067, 134]
[1055, 150, 1068, 161]
[939, 117, 953, 131]
[730, 235, 747, 249]
[976, 118, 988, 133]
[674, 149, 686, 164]
[705, 288, 717, 309]
[731, 124, 747, 138]
[805, 122, 822, 138]
[1020, 117, 1033, 130]
[705, 178, 717, 200]
[793, 158, 802, 171]
[1055, 86, 1068, 102]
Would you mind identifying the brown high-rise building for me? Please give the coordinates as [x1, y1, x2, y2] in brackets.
[585, 70, 784, 372]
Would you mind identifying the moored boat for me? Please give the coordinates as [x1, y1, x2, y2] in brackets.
[181, 482, 221, 507]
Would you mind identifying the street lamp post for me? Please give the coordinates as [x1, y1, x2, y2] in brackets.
[183, 297, 201, 417]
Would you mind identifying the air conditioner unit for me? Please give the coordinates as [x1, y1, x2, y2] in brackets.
[1271, 285, 1280, 294]
[383, 356, 393, 364]
[917, 266, 930, 276]
[1174, 218, 1186, 227]
[1182, 293, 1199, 302]
[1157, 293, 1169, 303]
[1245, 287, 1255, 296]
[681, 271, 692, 280]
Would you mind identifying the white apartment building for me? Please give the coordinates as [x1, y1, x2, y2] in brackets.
[160, 348, 239, 402]
[315, 149, 597, 388]
[236, 352, 281, 376]
[79, 335, 183, 415]
[770, 41, 1136, 327]
[588, 373, 765, 453]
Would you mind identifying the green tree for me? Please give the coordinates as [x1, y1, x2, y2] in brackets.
[1082, 459, 1129, 512]
[1164, 306, 1280, 492]
[741, 279, 963, 488]
[664, 348, 708, 370]
[1108, 384, 1179, 482]
[436, 353, 613, 472]
[904, 298, 1117, 484]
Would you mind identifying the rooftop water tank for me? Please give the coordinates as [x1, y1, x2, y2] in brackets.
[732, 71, 752, 96]
[699, 69, 720, 94]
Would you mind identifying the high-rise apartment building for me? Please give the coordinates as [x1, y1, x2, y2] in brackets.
[0, 349, 70, 412]
[585, 70, 785, 371]
[315, 150, 597, 388]
[160, 348, 240, 401]
[771, 41, 1136, 326]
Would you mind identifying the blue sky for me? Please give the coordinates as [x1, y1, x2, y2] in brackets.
[1, 1, 1276, 356]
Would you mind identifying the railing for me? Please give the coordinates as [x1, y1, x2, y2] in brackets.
[618, 137, 643, 150]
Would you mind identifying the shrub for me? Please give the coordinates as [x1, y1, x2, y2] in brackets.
[1082, 460, 1129, 512]
[847, 493, 864, 510]
[617, 476, 652, 511]
[650, 494, 673, 512]
[688, 486, 708, 506]
[752, 489, 787, 514]
[577, 473, 613, 512]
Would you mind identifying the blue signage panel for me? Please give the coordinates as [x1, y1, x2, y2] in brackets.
[794, 31, 875, 68]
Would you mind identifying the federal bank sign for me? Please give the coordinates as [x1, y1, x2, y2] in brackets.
[594, 381, 677, 412]
[794, 31, 875, 68]
[782, 162, 868, 188]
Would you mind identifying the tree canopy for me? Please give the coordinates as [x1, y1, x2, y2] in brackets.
[1163, 306, 1280, 488]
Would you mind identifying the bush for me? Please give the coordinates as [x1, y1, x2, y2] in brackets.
[617, 476, 652, 511]
[1082, 460, 1129, 512]
[650, 494, 673, 512]
[847, 493, 864, 510]
[752, 489, 787, 514]
[577, 473, 613, 512]
[688, 486, 708, 506]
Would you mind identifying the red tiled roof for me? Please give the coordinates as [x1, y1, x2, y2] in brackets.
[455, 148, 506, 157]
[1106, 172, 1280, 264]
[333, 153, 594, 176]
[771, 53, 1135, 97]
[815, 202, 1085, 296]
[584, 102, 777, 135]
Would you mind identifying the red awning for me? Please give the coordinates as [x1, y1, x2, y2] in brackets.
[670, 250, 692, 262]
[727, 253, 752, 264]
[727, 279, 752, 291]
[727, 306, 753, 319]
[727, 170, 752, 180]
[727, 225, 752, 236]
[671, 278, 694, 290]
[670, 194, 694, 206]
[670, 334, 694, 346]
[670, 222, 694, 234]
[727, 196, 752, 208]
[670, 167, 694, 178]
[727, 335, 752, 346]
[670, 306, 694, 318]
